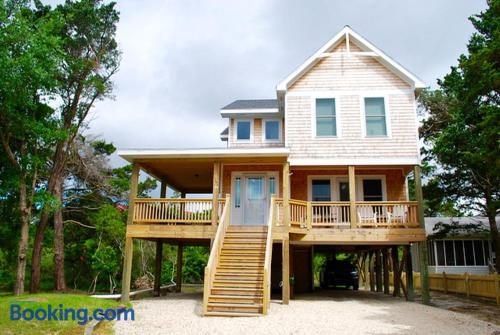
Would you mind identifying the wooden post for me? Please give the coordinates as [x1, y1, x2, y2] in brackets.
[120, 163, 139, 303]
[405, 245, 415, 301]
[465, 272, 470, 298]
[282, 239, 290, 304]
[283, 162, 290, 230]
[392, 246, 400, 297]
[495, 273, 500, 306]
[364, 252, 370, 290]
[154, 240, 163, 297]
[375, 250, 383, 292]
[442, 272, 448, 294]
[176, 242, 184, 292]
[348, 166, 356, 228]
[414, 165, 430, 304]
[382, 248, 390, 294]
[306, 201, 312, 230]
[369, 252, 375, 292]
[211, 162, 221, 226]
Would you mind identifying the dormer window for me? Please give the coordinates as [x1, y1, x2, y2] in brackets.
[264, 120, 281, 141]
[236, 120, 252, 141]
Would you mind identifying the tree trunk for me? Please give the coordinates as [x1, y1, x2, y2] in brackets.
[30, 210, 49, 293]
[53, 178, 66, 291]
[14, 174, 30, 295]
[30, 143, 66, 293]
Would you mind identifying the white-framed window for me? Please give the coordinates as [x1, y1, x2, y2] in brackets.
[235, 119, 253, 141]
[430, 239, 491, 266]
[263, 119, 281, 142]
[362, 97, 389, 137]
[358, 176, 387, 201]
[314, 98, 337, 137]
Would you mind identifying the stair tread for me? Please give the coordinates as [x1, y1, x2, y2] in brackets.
[204, 311, 261, 317]
[208, 302, 262, 307]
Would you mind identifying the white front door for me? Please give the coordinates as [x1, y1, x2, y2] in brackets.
[231, 173, 277, 225]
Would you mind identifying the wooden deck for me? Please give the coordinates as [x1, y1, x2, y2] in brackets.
[126, 197, 425, 244]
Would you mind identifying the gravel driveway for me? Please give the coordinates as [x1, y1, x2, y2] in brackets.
[114, 290, 499, 335]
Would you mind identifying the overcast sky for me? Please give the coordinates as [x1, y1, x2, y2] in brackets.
[84, 0, 487, 166]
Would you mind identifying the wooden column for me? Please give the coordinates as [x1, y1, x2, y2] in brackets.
[364, 252, 370, 290]
[120, 163, 139, 303]
[414, 165, 430, 304]
[211, 162, 221, 226]
[176, 242, 184, 292]
[405, 245, 415, 301]
[348, 166, 357, 228]
[375, 250, 383, 292]
[382, 248, 390, 294]
[282, 239, 290, 304]
[154, 240, 163, 297]
[283, 162, 290, 230]
[392, 246, 400, 297]
[369, 252, 375, 292]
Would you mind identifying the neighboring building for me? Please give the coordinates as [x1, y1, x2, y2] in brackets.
[412, 217, 499, 275]
[118, 26, 428, 316]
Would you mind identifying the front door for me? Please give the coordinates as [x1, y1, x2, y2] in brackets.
[232, 173, 276, 225]
[243, 176, 267, 225]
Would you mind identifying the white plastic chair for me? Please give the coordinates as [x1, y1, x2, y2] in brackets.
[357, 207, 377, 226]
[387, 205, 407, 226]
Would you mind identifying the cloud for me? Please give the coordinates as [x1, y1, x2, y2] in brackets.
[85, 0, 487, 167]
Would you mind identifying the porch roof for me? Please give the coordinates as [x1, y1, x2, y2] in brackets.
[117, 147, 289, 193]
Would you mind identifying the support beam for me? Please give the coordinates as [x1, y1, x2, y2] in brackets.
[382, 248, 390, 295]
[121, 237, 134, 303]
[154, 240, 163, 297]
[283, 162, 290, 230]
[414, 165, 430, 304]
[405, 245, 415, 301]
[392, 246, 400, 297]
[211, 162, 221, 226]
[364, 252, 370, 290]
[282, 239, 290, 304]
[348, 166, 357, 228]
[121, 163, 139, 303]
[375, 250, 383, 292]
[176, 242, 184, 292]
[369, 252, 375, 292]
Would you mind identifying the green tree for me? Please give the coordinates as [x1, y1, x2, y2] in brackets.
[418, 0, 500, 270]
[0, 0, 62, 295]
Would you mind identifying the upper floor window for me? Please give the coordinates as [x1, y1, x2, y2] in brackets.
[315, 98, 337, 137]
[236, 120, 251, 141]
[264, 120, 280, 141]
[364, 97, 387, 136]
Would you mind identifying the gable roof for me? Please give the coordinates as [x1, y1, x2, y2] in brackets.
[221, 99, 278, 110]
[276, 26, 426, 92]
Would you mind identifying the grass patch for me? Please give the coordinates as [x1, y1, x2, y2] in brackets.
[0, 293, 129, 335]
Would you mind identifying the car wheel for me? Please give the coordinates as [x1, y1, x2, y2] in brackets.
[352, 284, 359, 291]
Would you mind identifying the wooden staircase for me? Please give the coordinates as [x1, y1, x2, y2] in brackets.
[205, 225, 268, 316]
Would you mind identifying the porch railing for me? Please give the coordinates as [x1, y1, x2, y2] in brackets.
[273, 198, 419, 229]
[132, 198, 226, 225]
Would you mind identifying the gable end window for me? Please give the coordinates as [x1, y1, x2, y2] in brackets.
[364, 97, 387, 136]
[315, 98, 337, 137]
[264, 120, 280, 141]
[236, 120, 251, 140]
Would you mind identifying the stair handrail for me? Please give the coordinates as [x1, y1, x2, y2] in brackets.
[203, 194, 231, 315]
[262, 195, 275, 315]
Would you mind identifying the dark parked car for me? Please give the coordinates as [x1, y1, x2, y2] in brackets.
[321, 259, 359, 290]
